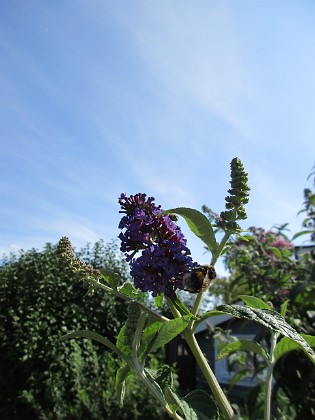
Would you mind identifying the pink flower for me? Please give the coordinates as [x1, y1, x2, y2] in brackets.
[270, 239, 294, 249]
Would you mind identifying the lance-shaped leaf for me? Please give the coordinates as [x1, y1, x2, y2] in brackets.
[152, 365, 174, 391]
[118, 282, 146, 299]
[291, 230, 314, 240]
[139, 319, 164, 357]
[280, 300, 290, 317]
[229, 368, 253, 389]
[163, 207, 218, 254]
[59, 330, 130, 363]
[216, 339, 269, 362]
[115, 363, 130, 407]
[100, 268, 121, 290]
[168, 290, 198, 319]
[150, 315, 191, 353]
[274, 334, 315, 362]
[182, 390, 219, 420]
[238, 295, 272, 310]
[154, 294, 164, 308]
[215, 304, 315, 364]
[165, 388, 219, 420]
[116, 325, 131, 357]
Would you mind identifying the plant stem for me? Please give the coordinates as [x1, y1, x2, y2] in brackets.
[183, 331, 234, 419]
[264, 331, 278, 420]
[211, 231, 231, 266]
[138, 370, 183, 419]
[88, 277, 169, 322]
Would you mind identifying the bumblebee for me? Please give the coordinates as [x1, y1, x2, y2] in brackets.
[183, 264, 216, 293]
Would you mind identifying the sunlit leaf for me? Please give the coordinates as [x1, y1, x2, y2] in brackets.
[215, 304, 315, 364]
[150, 316, 191, 352]
[216, 339, 269, 362]
[139, 319, 163, 357]
[100, 268, 121, 289]
[118, 282, 145, 298]
[238, 295, 272, 310]
[274, 334, 315, 362]
[163, 207, 218, 254]
[116, 325, 131, 357]
[154, 294, 164, 308]
[280, 300, 290, 317]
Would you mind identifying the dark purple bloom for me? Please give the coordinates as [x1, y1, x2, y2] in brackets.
[130, 241, 194, 297]
[118, 193, 195, 295]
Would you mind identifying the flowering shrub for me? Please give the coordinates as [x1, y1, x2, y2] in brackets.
[58, 158, 315, 420]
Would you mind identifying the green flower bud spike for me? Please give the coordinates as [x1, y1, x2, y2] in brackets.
[217, 157, 250, 233]
[57, 236, 100, 281]
[124, 301, 142, 346]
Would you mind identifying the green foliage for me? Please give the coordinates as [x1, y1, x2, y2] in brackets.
[164, 207, 218, 255]
[202, 164, 315, 419]
[0, 240, 162, 419]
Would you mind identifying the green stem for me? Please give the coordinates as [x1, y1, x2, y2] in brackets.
[88, 277, 169, 322]
[138, 368, 183, 419]
[264, 332, 278, 420]
[183, 331, 234, 419]
[188, 230, 232, 331]
[211, 231, 231, 266]
[166, 296, 182, 318]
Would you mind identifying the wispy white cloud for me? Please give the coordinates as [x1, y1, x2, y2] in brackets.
[109, 2, 260, 139]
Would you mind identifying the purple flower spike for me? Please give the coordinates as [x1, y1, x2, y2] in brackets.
[118, 193, 195, 295]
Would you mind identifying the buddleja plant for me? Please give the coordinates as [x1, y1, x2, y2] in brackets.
[58, 158, 315, 420]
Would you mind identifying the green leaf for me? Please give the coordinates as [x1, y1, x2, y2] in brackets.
[144, 369, 165, 399]
[59, 330, 130, 362]
[215, 304, 315, 364]
[118, 282, 144, 298]
[280, 300, 290, 317]
[164, 387, 184, 414]
[165, 388, 219, 419]
[117, 381, 125, 408]
[238, 295, 272, 310]
[115, 364, 130, 407]
[152, 365, 174, 391]
[115, 363, 131, 390]
[229, 368, 253, 388]
[266, 246, 282, 258]
[168, 291, 198, 319]
[100, 268, 121, 290]
[150, 316, 191, 353]
[195, 310, 227, 328]
[291, 230, 314, 240]
[274, 334, 315, 362]
[139, 319, 163, 356]
[116, 325, 131, 357]
[216, 339, 269, 362]
[182, 390, 219, 420]
[163, 207, 218, 254]
[154, 294, 164, 308]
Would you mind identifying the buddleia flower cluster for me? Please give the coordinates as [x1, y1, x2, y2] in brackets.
[118, 193, 195, 296]
[217, 157, 250, 232]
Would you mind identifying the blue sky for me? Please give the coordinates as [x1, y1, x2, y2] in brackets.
[1, 1, 315, 273]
